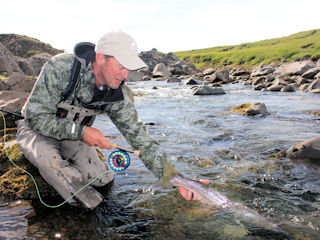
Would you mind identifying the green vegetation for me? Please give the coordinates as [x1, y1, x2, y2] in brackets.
[174, 29, 320, 69]
[0, 75, 9, 79]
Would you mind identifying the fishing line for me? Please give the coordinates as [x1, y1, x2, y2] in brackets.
[0, 112, 117, 208]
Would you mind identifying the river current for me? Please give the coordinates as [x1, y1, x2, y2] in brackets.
[1, 80, 320, 239]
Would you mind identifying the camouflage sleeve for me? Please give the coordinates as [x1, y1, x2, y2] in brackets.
[105, 85, 167, 179]
[22, 56, 85, 140]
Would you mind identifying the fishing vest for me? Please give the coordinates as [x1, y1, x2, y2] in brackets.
[56, 56, 124, 126]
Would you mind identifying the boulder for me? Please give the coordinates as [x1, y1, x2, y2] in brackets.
[252, 76, 266, 86]
[274, 60, 315, 76]
[232, 70, 250, 77]
[299, 83, 310, 92]
[253, 83, 266, 91]
[2, 72, 36, 92]
[267, 84, 284, 91]
[140, 48, 197, 76]
[166, 76, 181, 83]
[203, 68, 216, 76]
[152, 63, 172, 78]
[16, 58, 36, 76]
[128, 71, 143, 82]
[0, 43, 24, 76]
[307, 79, 320, 93]
[193, 86, 225, 95]
[281, 85, 295, 92]
[231, 103, 267, 116]
[286, 137, 320, 160]
[28, 53, 51, 75]
[302, 66, 320, 79]
[206, 70, 230, 83]
[251, 63, 275, 77]
[0, 56, 13, 75]
[0, 90, 29, 128]
[185, 77, 201, 85]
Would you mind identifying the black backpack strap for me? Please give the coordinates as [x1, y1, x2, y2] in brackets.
[61, 58, 82, 101]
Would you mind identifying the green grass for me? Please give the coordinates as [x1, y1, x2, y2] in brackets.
[174, 29, 320, 69]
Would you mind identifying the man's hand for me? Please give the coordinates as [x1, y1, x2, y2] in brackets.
[83, 126, 113, 149]
[176, 179, 210, 204]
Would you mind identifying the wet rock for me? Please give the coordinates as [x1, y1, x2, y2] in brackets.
[185, 77, 201, 85]
[165, 76, 181, 83]
[193, 86, 226, 95]
[286, 136, 320, 160]
[231, 103, 267, 116]
[267, 85, 284, 91]
[299, 83, 310, 92]
[281, 85, 295, 92]
[253, 83, 266, 91]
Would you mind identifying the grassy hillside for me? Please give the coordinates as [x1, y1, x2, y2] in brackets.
[174, 29, 320, 69]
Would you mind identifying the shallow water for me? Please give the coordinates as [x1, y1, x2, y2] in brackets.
[1, 80, 320, 239]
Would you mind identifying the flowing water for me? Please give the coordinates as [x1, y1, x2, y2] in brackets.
[1, 80, 320, 239]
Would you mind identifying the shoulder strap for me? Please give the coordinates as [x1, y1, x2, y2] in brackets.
[61, 58, 82, 101]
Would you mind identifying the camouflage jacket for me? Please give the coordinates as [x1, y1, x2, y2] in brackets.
[21, 42, 166, 178]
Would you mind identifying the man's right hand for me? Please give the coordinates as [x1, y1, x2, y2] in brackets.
[83, 126, 113, 149]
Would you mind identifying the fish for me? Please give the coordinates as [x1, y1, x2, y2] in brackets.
[169, 173, 230, 208]
[162, 168, 278, 231]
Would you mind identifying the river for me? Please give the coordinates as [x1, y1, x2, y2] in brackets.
[1, 80, 320, 239]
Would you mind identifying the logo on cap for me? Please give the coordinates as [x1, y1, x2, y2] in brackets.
[131, 42, 138, 54]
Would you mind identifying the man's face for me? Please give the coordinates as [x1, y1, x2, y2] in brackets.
[99, 56, 130, 89]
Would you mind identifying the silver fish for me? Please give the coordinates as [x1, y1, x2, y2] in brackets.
[169, 173, 230, 208]
[169, 173, 278, 230]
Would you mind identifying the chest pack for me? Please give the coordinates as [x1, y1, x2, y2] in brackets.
[56, 58, 98, 125]
[55, 42, 125, 125]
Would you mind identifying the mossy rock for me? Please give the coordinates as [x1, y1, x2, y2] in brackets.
[231, 103, 252, 115]
[231, 103, 267, 116]
[0, 144, 59, 201]
[0, 144, 108, 202]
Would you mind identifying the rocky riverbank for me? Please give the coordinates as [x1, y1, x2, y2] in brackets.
[1, 34, 320, 203]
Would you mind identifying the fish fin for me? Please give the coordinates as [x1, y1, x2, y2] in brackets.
[155, 160, 180, 188]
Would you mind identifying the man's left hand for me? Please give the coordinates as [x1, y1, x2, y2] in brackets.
[176, 179, 210, 204]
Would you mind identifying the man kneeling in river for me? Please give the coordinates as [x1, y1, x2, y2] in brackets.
[16, 30, 201, 209]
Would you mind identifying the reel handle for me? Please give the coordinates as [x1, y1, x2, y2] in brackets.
[108, 141, 142, 157]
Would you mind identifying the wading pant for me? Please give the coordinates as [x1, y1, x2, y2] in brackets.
[16, 120, 114, 209]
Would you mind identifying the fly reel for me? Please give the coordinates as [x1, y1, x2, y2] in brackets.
[108, 150, 131, 172]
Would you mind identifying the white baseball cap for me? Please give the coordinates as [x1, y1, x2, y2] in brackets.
[95, 30, 148, 70]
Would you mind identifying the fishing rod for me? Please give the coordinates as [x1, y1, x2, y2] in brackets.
[0, 108, 24, 120]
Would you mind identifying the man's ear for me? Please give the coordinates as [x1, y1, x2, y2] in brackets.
[95, 52, 106, 65]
